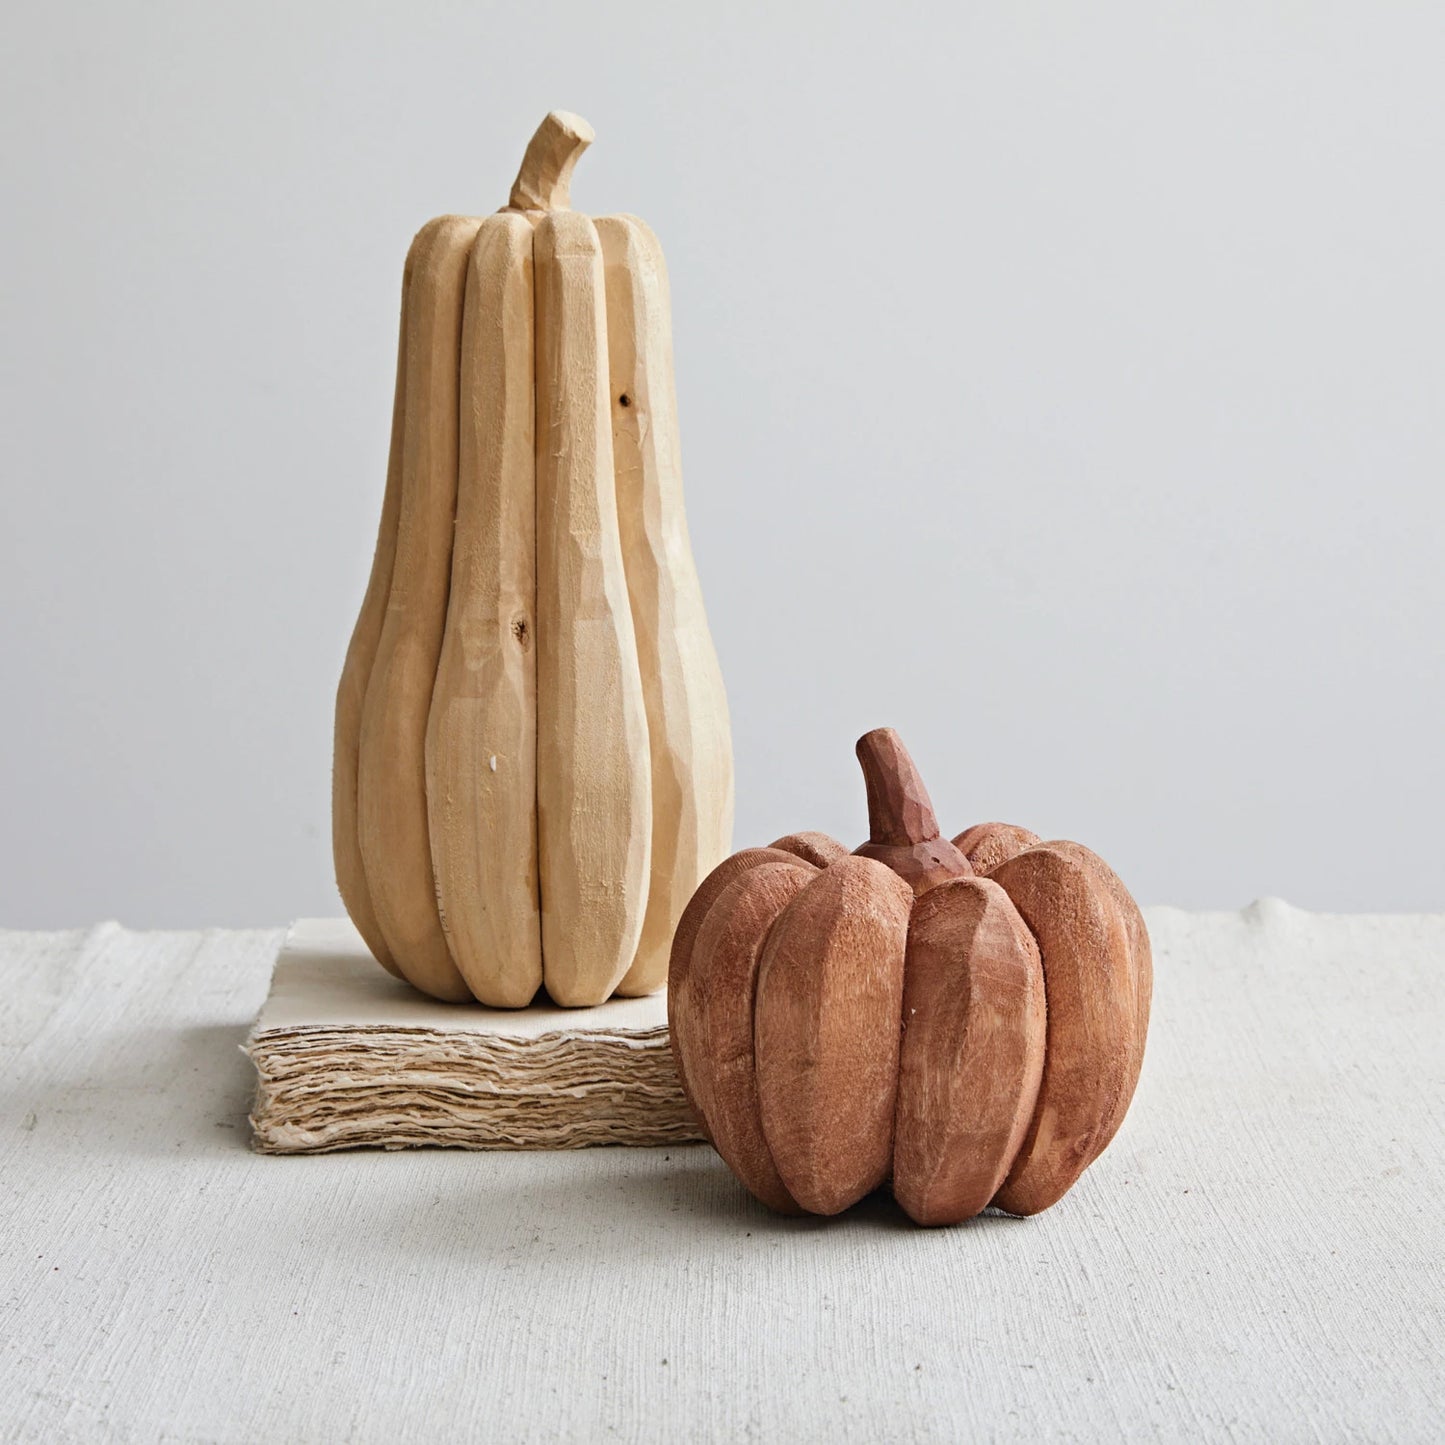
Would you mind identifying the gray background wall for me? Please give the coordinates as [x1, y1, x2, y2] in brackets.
[3, 2, 1441, 927]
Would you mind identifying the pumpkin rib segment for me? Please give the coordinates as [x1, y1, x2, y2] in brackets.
[356, 215, 479, 1002]
[989, 843, 1138, 1215]
[424, 213, 541, 1007]
[892, 877, 1046, 1225]
[533, 210, 653, 1007]
[754, 856, 913, 1215]
[597, 214, 735, 998]
[952, 822, 1042, 877]
[689, 862, 814, 1214]
[1045, 840, 1152, 1128]
[333, 239, 414, 981]
[668, 847, 817, 1143]
[768, 832, 848, 868]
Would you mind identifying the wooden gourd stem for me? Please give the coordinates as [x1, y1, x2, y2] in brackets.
[857, 728, 942, 846]
[853, 728, 973, 894]
[507, 110, 595, 212]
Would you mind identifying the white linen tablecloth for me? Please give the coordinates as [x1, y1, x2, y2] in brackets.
[2, 903, 1441, 1443]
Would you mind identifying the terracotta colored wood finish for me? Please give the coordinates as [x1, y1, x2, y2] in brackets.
[332, 250, 413, 983]
[988, 843, 1144, 1216]
[424, 213, 540, 1007]
[356, 216, 480, 1002]
[598, 214, 735, 998]
[768, 832, 849, 868]
[533, 210, 653, 1006]
[1046, 839, 1154, 1113]
[667, 846, 812, 1140]
[687, 862, 814, 1214]
[754, 856, 913, 1215]
[668, 728, 1151, 1224]
[952, 822, 1041, 877]
[853, 728, 972, 894]
[893, 877, 1045, 1225]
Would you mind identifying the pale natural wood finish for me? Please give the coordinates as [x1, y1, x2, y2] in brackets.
[893, 877, 1046, 1225]
[598, 214, 735, 996]
[952, 821, 1041, 876]
[754, 855, 913, 1214]
[356, 216, 479, 1002]
[336, 112, 736, 1006]
[534, 210, 652, 1006]
[424, 213, 540, 1007]
[332, 246, 413, 981]
[768, 832, 848, 868]
[667, 846, 810, 1137]
[688, 862, 814, 1214]
[853, 728, 972, 894]
[507, 111, 595, 213]
[989, 842, 1143, 1215]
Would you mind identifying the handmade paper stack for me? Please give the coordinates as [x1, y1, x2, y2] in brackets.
[246, 919, 702, 1154]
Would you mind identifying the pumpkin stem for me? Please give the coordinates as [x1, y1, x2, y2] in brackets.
[507, 110, 595, 212]
[856, 728, 941, 846]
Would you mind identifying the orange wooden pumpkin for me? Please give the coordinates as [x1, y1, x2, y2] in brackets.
[668, 728, 1151, 1224]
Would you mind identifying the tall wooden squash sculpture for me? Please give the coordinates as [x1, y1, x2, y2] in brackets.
[333, 111, 734, 1007]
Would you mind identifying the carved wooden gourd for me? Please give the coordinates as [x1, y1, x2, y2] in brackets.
[668, 729, 1151, 1224]
[334, 112, 733, 1008]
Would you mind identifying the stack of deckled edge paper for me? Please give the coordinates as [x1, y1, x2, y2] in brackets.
[246, 918, 703, 1154]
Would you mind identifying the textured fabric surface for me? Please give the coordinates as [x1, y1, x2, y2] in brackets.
[247, 919, 701, 1153]
[1, 904, 1441, 1442]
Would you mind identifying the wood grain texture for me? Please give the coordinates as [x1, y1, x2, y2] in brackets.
[754, 855, 913, 1214]
[680, 734, 1149, 1221]
[332, 246, 412, 981]
[892, 877, 1046, 1225]
[1048, 839, 1153, 1107]
[668, 846, 814, 1140]
[597, 214, 734, 997]
[534, 210, 652, 1006]
[989, 842, 1142, 1215]
[424, 213, 540, 1007]
[686, 862, 813, 1214]
[356, 216, 479, 1002]
[852, 728, 972, 894]
[338, 113, 735, 1008]
[952, 822, 1041, 876]
[6, 908, 1444, 1441]
[768, 832, 849, 868]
